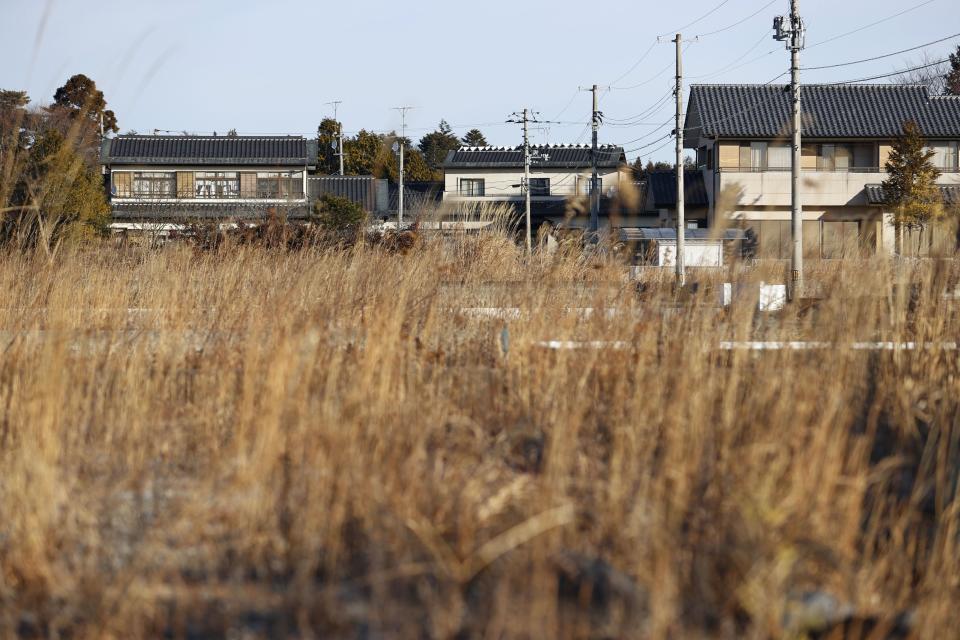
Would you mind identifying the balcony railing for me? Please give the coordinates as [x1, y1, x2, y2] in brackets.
[115, 191, 305, 200]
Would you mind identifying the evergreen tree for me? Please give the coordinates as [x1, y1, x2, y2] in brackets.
[316, 117, 341, 174]
[417, 120, 460, 175]
[51, 74, 118, 135]
[882, 119, 943, 252]
[945, 44, 960, 96]
[344, 129, 384, 176]
[460, 128, 488, 147]
[9, 129, 109, 245]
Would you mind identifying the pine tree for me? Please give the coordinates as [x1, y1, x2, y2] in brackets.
[945, 44, 960, 96]
[881, 119, 943, 253]
[460, 129, 488, 147]
[417, 120, 460, 175]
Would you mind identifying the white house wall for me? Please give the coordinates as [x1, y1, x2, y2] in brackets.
[443, 168, 622, 200]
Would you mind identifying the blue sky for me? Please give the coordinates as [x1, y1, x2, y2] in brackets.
[1, 0, 957, 162]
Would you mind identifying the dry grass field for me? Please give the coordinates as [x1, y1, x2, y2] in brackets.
[0, 230, 958, 638]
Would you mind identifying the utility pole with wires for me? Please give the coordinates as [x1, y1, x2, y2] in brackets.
[774, 0, 805, 298]
[393, 106, 413, 226]
[325, 100, 345, 176]
[579, 84, 606, 242]
[673, 33, 686, 286]
[507, 108, 536, 252]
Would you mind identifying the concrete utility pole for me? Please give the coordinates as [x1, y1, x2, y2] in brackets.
[775, 0, 805, 297]
[393, 106, 413, 226]
[507, 108, 543, 252]
[326, 101, 345, 175]
[522, 108, 532, 252]
[673, 33, 686, 286]
[590, 84, 601, 241]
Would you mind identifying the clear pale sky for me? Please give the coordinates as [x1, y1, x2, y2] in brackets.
[1, 0, 957, 162]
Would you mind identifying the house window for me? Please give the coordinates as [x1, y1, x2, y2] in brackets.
[460, 178, 485, 196]
[131, 172, 176, 197]
[195, 172, 240, 198]
[256, 172, 304, 199]
[930, 142, 959, 171]
[529, 178, 550, 196]
[815, 143, 873, 171]
[768, 144, 791, 170]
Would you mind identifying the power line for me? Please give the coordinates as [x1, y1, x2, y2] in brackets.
[825, 57, 950, 84]
[688, 31, 770, 80]
[611, 43, 693, 90]
[658, 0, 733, 38]
[695, 0, 779, 37]
[609, 41, 658, 87]
[806, 0, 938, 49]
[802, 32, 960, 70]
[604, 86, 674, 124]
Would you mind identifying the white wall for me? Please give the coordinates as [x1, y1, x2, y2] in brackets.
[443, 167, 622, 201]
[658, 241, 724, 267]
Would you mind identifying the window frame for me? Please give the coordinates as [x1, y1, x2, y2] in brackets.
[528, 177, 551, 196]
[459, 178, 485, 197]
[131, 171, 176, 198]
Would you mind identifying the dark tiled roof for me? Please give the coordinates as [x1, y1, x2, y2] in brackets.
[103, 135, 315, 166]
[442, 145, 626, 169]
[865, 183, 960, 206]
[685, 85, 960, 141]
[648, 170, 708, 208]
[110, 202, 312, 219]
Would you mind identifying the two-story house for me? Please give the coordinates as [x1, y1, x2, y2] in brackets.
[100, 135, 318, 226]
[441, 145, 627, 227]
[682, 84, 960, 257]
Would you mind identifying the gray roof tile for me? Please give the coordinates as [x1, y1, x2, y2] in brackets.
[865, 183, 960, 206]
[443, 145, 625, 170]
[685, 84, 960, 140]
[103, 135, 313, 166]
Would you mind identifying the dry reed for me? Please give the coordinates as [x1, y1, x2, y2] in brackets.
[0, 229, 958, 639]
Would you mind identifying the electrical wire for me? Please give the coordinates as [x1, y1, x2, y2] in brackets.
[695, 0, 779, 38]
[802, 32, 960, 70]
[806, 0, 938, 49]
[688, 31, 770, 80]
[609, 41, 659, 87]
[658, 0, 733, 38]
[825, 57, 950, 84]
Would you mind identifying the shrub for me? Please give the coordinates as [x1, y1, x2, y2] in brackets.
[312, 193, 366, 232]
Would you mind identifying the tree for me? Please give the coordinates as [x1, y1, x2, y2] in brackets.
[344, 129, 384, 176]
[316, 117, 341, 175]
[378, 144, 434, 183]
[7, 129, 109, 247]
[52, 74, 118, 135]
[945, 44, 960, 96]
[460, 128, 488, 147]
[895, 52, 948, 95]
[1, 90, 31, 204]
[312, 193, 366, 232]
[882, 120, 943, 254]
[418, 120, 460, 175]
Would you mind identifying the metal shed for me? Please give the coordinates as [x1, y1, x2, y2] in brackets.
[619, 228, 748, 267]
